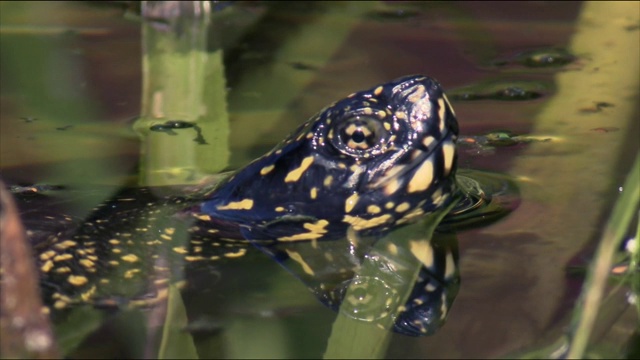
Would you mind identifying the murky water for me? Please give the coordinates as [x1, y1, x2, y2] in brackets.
[1, 1, 638, 359]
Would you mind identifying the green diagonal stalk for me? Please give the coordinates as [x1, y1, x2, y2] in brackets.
[566, 154, 640, 359]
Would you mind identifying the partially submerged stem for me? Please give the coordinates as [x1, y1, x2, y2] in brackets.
[135, 1, 229, 186]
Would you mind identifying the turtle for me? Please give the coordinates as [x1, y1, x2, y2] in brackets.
[9, 74, 518, 336]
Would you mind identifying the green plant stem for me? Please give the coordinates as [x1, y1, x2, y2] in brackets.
[566, 154, 640, 358]
[135, 1, 229, 186]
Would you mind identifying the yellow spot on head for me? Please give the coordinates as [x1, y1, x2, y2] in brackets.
[284, 156, 314, 182]
[367, 205, 381, 214]
[216, 199, 254, 210]
[278, 220, 329, 241]
[442, 142, 455, 175]
[275, 206, 285, 212]
[323, 175, 333, 187]
[68, 275, 89, 286]
[374, 86, 383, 96]
[408, 85, 426, 103]
[383, 179, 402, 196]
[345, 193, 359, 213]
[437, 98, 446, 132]
[343, 214, 392, 231]
[407, 160, 433, 193]
[306, 220, 329, 232]
[121, 254, 139, 263]
[395, 202, 411, 213]
[260, 164, 275, 175]
[310, 187, 318, 200]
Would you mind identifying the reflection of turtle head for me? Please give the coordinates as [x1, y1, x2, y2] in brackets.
[202, 75, 460, 242]
[392, 241, 461, 336]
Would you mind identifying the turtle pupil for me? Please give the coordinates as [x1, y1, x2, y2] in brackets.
[352, 130, 366, 143]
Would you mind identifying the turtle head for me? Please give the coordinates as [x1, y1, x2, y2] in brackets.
[201, 75, 459, 241]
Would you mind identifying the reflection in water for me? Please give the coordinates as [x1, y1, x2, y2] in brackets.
[10, 183, 460, 336]
[251, 222, 461, 336]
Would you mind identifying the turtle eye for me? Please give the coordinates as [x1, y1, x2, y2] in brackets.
[331, 116, 389, 157]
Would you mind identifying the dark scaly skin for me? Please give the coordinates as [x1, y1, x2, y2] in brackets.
[15, 75, 465, 336]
